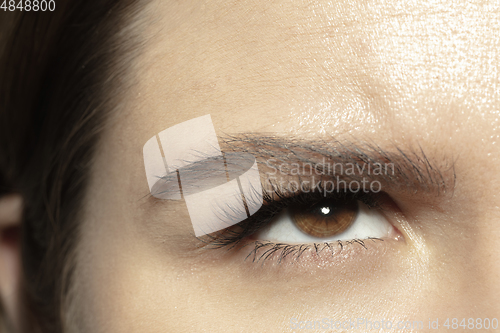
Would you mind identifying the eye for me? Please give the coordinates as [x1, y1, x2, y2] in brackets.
[254, 198, 393, 243]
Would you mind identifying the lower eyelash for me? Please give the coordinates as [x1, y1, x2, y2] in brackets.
[242, 238, 384, 264]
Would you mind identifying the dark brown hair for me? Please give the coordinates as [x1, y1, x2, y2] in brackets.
[0, 1, 147, 332]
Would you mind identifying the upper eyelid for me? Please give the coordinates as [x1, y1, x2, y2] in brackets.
[198, 177, 387, 248]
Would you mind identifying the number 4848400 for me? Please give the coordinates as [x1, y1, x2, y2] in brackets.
[1, 0, 55, 11]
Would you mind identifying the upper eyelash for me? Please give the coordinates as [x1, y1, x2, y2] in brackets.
[197, 178, 385, 250]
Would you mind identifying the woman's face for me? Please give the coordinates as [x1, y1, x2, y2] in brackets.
[72, 0, 499, 331]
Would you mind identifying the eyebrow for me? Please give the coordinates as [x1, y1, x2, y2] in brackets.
[147, 133, 457, 200]
[218, 133, 457, 197]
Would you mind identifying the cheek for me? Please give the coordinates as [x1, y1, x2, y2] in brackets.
[74, 218, 173, 333]
[73, 211, 465, 333]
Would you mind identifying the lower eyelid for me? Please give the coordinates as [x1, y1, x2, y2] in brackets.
[197, 235, 406, 275]
[193, 206, 406, 270]
[244, 238, 385, 263]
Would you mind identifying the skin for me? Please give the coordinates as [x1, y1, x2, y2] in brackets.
[2, 0, 500, 332]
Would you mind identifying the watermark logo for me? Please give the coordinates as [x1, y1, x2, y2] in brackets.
[263, 158, 395, 196]
[143, 114, 263, 237]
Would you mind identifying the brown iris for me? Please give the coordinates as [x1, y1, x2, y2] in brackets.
[291, 199, 358, 238]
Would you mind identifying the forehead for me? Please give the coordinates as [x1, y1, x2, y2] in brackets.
[124, 0, 499, 139]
